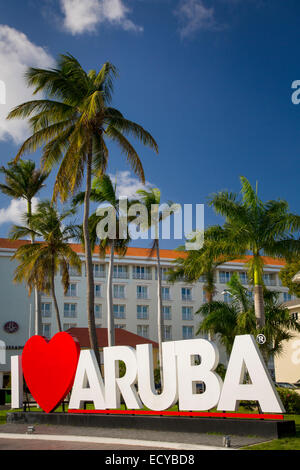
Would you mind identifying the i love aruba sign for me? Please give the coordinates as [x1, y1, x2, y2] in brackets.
[11, 332, 285, 415]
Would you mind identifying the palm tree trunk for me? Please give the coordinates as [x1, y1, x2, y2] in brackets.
[254, 267, 265, 328]
[205, 289, 214, 341]
[83, 148, 100, 366]
[27, 199, 41, 336]
[107, 241, 115, 347]
[50, 259, 62, 332]
[156, 240, 164, 388]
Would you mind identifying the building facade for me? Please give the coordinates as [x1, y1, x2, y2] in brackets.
[0, 238, 295, 386]
[274, 299, 300, 384]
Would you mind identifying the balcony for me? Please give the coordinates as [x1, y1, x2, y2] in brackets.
[137, 292, 149, 300]
[162, 294, 171, 301]
[182, 295, 193, 302]
[133, 272, 152, 280]
[113, 271, 129, 280]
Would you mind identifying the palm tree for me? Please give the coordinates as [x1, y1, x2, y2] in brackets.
[136, 188, 178, 384]
[0, 160, 48, 335]
[168, 230, 238, 340]
[9, 201, 81, 332]
[197, 273, 300, 364]
[7, 54, 158, 364]
[73, 174, 134, 347]
[279, 256, 300, 298]
[208, 176, 300, 329]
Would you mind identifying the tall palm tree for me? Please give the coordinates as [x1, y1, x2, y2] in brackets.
[0, 160, 48, 335]
[7, 54, 158, 364]
[168, 230, 238, 340]
[10, 201, 81, 332]
[136, 188, 177, 384]
[208, 176, 300, 329]
[73, 174, 134, 347]
[196, 273, 300, 364]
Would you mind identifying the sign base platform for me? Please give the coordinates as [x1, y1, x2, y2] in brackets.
[7, 411, 295, 439]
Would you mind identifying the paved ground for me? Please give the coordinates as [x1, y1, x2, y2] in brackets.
[0, 437, 163, 450]
[0, 423, 270, 450]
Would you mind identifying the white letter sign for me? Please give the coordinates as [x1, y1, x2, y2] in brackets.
[175, 339, 222, 411]
[217, 335, 285, 413]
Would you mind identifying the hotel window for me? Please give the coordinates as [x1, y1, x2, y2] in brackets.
[163, 306, 172, 321]
[137, 285, 149, 300]
[219, 271, 232, 284]
[137, 325, 149, 338]
[137, 305, 149, 320]
[42, 324, 51, 339]
[61, 264, 81, 277]
[162, 287, 171, 301]
[94, 284, 102, 298]
[155, 267, 170, 281]
[41, 303, 52, 318]
[113, 285, 125, 299]
[182, 306, 193, 321]
[63, 323, 77, 331]
[181, 288, 192, 301]
[113, 305, 126, 319]
[68, 264, 81, 277]
[163, 326, 172, 341]
[199, 275, 206, 283]
[239, 272, 248, 285]
[93, 263, 106, 278]
[133, 266, 152, 280]
[113, 265, 129, 279]
[182, 326, 194, 339]
[94, 304, 102, 319]
[247, 290, 253, 301]
[224, 292, 231, 303]
[263, 273, 276, 286]
[66, 283, 77, 297]
[283, 292, 293, 302]
[64, 303, 77, 318]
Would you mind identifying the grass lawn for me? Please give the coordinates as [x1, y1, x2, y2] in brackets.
[242, 414, 300, 450]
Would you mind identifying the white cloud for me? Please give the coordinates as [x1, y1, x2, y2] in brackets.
[0, 25, 55, 144]
[0, 197, 39, 226]
[175, 0, 217, 38]
[109, 171, 154, 199]
[60, 0, 143, 35]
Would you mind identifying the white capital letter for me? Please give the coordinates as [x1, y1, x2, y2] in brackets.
[11, 356, 23, 409]
[137, 342, 178, 411]
[104, 346, 142, 409]
[175, 339, 222, 411]
[217, 335, 285, 413]
[69, 350, 106, 410]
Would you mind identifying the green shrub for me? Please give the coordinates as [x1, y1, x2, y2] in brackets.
[276, 387, 300, 414]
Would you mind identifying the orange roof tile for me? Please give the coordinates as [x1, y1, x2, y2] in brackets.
[0, 238, 286, 266]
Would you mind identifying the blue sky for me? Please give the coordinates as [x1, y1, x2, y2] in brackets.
[0, 0, 300, 249]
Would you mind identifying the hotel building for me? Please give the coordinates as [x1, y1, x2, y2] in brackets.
[0, 238, 296, 386]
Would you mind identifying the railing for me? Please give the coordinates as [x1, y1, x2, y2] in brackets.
[94, 271, 106, 279]
[113, 272, 129, 279]
[133, 272, 152, 280]
[137, 293, 149, 300]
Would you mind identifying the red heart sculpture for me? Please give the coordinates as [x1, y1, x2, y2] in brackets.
[22, 332, 80, 413]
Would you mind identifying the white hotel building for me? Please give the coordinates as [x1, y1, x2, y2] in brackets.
[0, 238, 295, 385]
